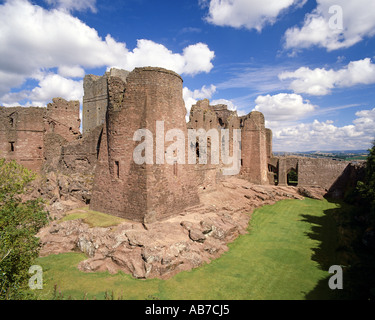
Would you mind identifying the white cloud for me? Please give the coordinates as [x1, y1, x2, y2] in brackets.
[1, 73, 83, 107]
[254, 93, 316, 121]
[271, 108, 375, 151]
[353, 108, 375, 133]
[284, 0, 375, 51]
[183, 85, 217, 121]
[113, 40, 215, 76]
[0, 0, 215, 105]
[29, 74, 84, 106]
[182, 43, 215, 75]
[202, 0, 306, 31]
[44, 0, 97, 13]
[58, 65, 86, 78]
[279, 58, 375, 95]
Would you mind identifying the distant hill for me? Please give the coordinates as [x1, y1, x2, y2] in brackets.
[273, 150, 369, 160]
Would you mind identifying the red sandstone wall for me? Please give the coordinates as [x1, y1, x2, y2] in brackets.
[240, 112, 269, 185]
[0, 107, 45, 172]
[298, 158, 350, 190]
[90, 67, 200, 222]
[1, 98, 81, 173]
[46, 98, 81, 142]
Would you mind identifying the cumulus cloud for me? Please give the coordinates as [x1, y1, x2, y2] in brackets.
[58, 65, 86, 78]
[271, 108, 375, 151]
[279, 58, 375, 95]
[202, 0, 306, 31]
[28, 74, 84, 106]
[353, 108, 375, 133]
[183, 85, 217, 121]
[284, 0, 375, 51]
[0, 0, 215, 106]
[1, 73, 83, 107]
[113, 40, 215, 76]
[254, 93, 316, 121]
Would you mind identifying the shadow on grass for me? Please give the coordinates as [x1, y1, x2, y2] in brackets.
[301, 198, 375, 300]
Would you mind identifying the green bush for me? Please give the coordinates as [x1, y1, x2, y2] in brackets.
[0, 159, 49, 300]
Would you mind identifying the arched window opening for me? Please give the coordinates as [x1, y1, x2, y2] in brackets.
[287, 168, 298, 186]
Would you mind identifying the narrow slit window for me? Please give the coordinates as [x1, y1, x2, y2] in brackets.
[115, 161, 120, 178]
[10, 142, 15, 152]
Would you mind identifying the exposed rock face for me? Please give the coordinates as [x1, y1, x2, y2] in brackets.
[297, 186, 327, 200]
[25, 170, 94, 220]
[37, 177, 304, 279]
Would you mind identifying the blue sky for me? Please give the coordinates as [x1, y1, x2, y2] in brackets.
[1, 0, 375, 151]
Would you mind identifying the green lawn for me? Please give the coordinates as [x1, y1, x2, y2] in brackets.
[34, 198, 344, 300]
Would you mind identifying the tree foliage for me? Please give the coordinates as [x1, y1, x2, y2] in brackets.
[357, 140, 375, 220]
[0, 159, 49, 299]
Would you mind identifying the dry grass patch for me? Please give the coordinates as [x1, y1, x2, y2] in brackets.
[59, 206, 126, 228]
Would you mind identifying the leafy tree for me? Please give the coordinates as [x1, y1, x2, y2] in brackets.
[357, 140, 375, 222]
[0, 159, 49, 299]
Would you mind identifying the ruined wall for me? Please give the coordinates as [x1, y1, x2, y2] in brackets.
[298, 158, 351, 190]
[0, 98, 82, 173]
[82, 74, 108, 136]
[0, 107, 45, 172]
[187, 99, 222, 191]
[46, 98, 81, 142]
[187, 100, 271, 186]
[59, 125, 103, 175]
[277, 157, 299, 186]
[240, 112, 269, 185]
[82, 69, 129, 136]
[188, 99, 218, 131]
[90, 67, 200, 222]
[211, 104, 237, 127]
[327, 162, 366, 198]
[275, 157, 364, 197]
[265, 128, 272, 160]
[42, 125, 102, 176]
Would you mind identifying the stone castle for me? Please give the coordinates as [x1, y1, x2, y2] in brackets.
[0, 67, 362, 223]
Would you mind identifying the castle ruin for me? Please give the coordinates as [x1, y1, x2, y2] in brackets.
[0, 67, 363, 223]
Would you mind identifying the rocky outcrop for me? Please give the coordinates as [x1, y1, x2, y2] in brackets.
[37, 177, 305, 279]
[27, 171, 94, 219]
[297, 186, 327, 200]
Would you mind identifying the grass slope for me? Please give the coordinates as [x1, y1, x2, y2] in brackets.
[34, 198, 342, 300]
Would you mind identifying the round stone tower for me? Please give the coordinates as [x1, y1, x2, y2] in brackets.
[90, 67, 199, 222]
